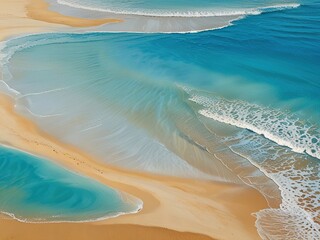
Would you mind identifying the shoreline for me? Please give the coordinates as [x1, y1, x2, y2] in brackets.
[0, 144, 143, 225]
[0, 94, 267, 239]
[0, 0, 268, 239]
[27, 0, 121, 27]
[0, 0, 121, 42]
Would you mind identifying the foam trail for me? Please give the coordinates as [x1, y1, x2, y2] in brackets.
[56, 0, 299, 17]
[186, 91, 320, 160]
[1, 13, 319, 237]
[49, 0, 300, 33]
[181, 86, 320, 239]
[224, 132, 320, 239]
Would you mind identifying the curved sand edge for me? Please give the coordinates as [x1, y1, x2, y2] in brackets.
[27, 0, 121, 27]
[0, 89, 266, 240]
[0, 0, 120, 41]
[0, 1, 267, 239]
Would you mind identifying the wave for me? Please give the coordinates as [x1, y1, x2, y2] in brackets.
[57, 0, 300, 18]
[2, 28, 319, 239]
[49, 0, 301, 33]
[225, 131, 320, 239]
[182, 87, 320, 160]
[182, 85, 320, 239]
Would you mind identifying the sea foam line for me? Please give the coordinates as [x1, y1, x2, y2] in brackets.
[186, 93, 320, 160]
[0, 206, 142, 224]
[180, 84, 320, 238]
[180, 83, 320, 237]
[56, 0, 300, 18]
[224, 132, 320, 239]
[52, 1, 300, 34]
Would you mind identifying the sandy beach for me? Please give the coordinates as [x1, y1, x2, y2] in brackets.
[0, 0, 120, 41]
[0, 1, 268, 239]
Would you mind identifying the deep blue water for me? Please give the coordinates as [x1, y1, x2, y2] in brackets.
[0, 0, 319, 239]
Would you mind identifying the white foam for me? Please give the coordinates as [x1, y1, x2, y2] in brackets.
[225, 132, 320, 239]
[2, 31, 317, 239]
[187, 93, 320, 160]
[0, 36, 55, 97]
[255, 208, 320, 240]
[51, 0, 300, 33]
[180, 83, 320, 237]
[0, 203, 142, 224]
[181, 86, 320, 238]
[57, 0, 299, 18]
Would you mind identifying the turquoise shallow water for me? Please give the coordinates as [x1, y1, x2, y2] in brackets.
[0, 0, 319, 239]
[0, 145, 140, 222]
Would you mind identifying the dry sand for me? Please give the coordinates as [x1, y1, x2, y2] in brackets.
[0, 1, 268, 239]
[27, 0, 121, 27]
[0, 0, 119, 41]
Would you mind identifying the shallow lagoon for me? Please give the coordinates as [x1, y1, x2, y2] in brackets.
[0, 145, 140, 222]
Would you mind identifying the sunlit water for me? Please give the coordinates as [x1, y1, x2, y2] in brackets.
[0, 0, 319, 239]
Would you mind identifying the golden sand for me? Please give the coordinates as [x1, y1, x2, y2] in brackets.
[0, 94, 267, 239]
[0, 0, 120, 41]
[0, 1, 267, 239]
[27, 0, 121, 27]
[0, 219, 215, 240]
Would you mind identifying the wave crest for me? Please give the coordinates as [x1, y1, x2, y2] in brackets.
[183, 87, 319, 160]
[57, 0, 300, 18]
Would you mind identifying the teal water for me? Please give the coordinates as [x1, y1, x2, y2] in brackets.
[0, 145, 140, 222]
[0, 0, 319, 239]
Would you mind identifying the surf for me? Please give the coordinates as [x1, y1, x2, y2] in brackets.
[184, 88, 320, 160]
[0, 2, 319, 239]
[47, 0, 300, 33]
[55, 0, 299, 17]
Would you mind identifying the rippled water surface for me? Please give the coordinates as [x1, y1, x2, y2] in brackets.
[0, 146, 140, 222]
[0, 0, 319, 238]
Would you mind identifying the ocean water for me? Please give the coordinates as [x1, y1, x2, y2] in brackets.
[0, 145, 141, 222]
[0, 0, 319, 239]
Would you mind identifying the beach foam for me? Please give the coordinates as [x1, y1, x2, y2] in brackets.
[229, 132, 320, 239]
[181, 86, 320, 239]
[48, 0, 300, 33]
[186, 91, 320, 160]
[56, 0, 299, 17]
[1, 4, 319, 236]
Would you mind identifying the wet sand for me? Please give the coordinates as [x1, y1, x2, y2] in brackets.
[0, 219, 215, 240]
